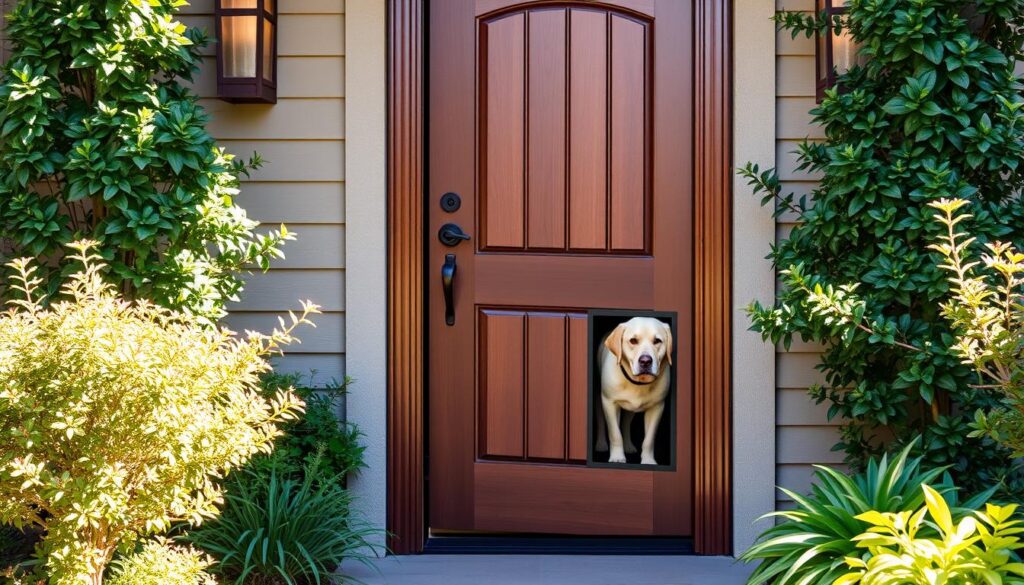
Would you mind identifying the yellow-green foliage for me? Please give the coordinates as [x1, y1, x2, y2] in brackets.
[837, 485, 1024, 585]
[106, 539, 216, 585]
[0, 242, 314, 585]
[929, 199, 1024, 458]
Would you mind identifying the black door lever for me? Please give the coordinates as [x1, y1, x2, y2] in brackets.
[438, 223, 471, 247]
[442, 254, 457, 326]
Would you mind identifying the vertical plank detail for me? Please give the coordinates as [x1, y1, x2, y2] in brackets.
[567, 314, 589, 462]
[567, 9, 608, 251]
[609, 15, 647, 252]
[482, 14, 526, 249]
[386, 0, 424, 555]
[526, 313, 568, 460]
[480, 311, 527, 459]
[526, 9, 567, 250]
[694, 0, 733, 556]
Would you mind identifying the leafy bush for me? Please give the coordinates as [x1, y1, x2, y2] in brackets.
[0, 0, 292, 323]
[107, 539, 216, 585]
[0, 242, 315, 585]
[741, 442, 992, 585]
[742, 0, 1024, 485]
[186, 463, 382, 585]
[254, 373, 366, 481]
[836, 485, 1024, 585]
[930, 198, 1024, 459]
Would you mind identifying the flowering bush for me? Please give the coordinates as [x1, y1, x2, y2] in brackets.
[0, 242, 315, 585]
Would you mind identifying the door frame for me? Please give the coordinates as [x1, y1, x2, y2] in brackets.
[385, 0, 733, 555]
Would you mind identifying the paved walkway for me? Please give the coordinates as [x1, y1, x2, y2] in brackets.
[343, 555, 754, 584]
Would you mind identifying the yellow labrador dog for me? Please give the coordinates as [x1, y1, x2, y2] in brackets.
[595, 317, 672, 465]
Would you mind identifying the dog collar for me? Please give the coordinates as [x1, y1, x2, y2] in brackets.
[620, 364, 656, 386]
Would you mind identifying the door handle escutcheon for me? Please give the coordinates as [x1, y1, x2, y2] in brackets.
[442, 254, 457, 326]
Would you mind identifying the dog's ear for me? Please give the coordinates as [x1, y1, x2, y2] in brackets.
[605, 323, 627, 361]
[662, 321, 673, 366]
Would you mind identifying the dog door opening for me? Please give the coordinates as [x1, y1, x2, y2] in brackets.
[587, 310, 676, 471]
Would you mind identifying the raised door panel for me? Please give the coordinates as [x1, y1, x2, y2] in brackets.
[478, 309, 586, 464]
[479, 7, 651, 254]
[526, 10, 567, 250]
[481, 13, 526, 249]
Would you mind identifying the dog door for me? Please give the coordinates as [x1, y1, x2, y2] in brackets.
[587, 310, 677, 471]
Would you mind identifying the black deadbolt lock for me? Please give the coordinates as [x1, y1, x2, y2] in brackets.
[440, 192, 461, 213]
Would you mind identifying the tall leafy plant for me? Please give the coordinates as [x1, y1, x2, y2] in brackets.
[0, 0, 291, 323]
[742, 1, 1024, 488]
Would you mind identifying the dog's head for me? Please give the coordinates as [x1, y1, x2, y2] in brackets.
[605, 317, 673, 383]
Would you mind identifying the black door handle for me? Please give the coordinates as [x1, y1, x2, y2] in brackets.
[438, 223, 471, 247]
[442, 254, 457, 326]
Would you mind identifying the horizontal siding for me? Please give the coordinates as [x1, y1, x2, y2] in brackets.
[202, 100, 345, 140]
[237, 183, 345, 224]
[188, 1, 348, 386]
[774, 0, 841, 508]
[224, 312, 346, 354]
[189, 56, 346, 98]
[220, 141, 345, 181]
[234, 271, 345, 312]
[179, 15, 345, 57]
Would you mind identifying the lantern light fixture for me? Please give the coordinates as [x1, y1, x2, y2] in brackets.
[216, 0, 277, 104]
[815, 0, 864, 103]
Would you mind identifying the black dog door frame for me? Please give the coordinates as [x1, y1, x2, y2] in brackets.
[587, 309, 677, 472]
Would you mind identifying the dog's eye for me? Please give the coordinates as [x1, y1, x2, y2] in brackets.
[654, 338, 663, 345]
[629, 338, 639, 346]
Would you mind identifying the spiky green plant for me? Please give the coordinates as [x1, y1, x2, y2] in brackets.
[186, 463, 382, 585]
[742, 442, 994, 585]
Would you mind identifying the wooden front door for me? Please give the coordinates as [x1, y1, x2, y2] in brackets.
[428, 0, 693, 536]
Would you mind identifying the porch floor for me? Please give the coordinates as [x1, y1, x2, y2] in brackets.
[342, 554, 754, 584]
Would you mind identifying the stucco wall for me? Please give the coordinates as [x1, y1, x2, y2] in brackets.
[733, 0, 779, 554]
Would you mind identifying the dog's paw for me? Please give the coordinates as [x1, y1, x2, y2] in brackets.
[623, 442, 638, 455]
[641, 455, 658, 465]
[608, 450, 627, 464]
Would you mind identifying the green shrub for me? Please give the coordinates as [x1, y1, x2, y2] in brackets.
[107, 539, 216, 585]
[742, 0, 1024, 487]
[0, 0, 292, 323]
[741, 442, 992, 585]
[0, 242, 314, 585]
[930, 198, 1024, 460]
[186, 463, 383, 585]
[254, 373, 366, 481]
[836, 485, 1024, 585]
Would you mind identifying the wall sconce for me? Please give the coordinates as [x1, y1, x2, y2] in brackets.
[815, 0, 862, 102]
[216, 0, 277, 104]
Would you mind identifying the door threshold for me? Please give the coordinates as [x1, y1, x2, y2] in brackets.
[422, 535, 694, 555]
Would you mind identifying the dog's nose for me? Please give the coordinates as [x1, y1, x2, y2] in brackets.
[638, 355, 653, 370]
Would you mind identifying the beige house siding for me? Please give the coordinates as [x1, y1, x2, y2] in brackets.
[773, 0, 845, 509]
[181, 0, 348, 385]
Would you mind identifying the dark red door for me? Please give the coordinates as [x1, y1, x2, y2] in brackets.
[428, 0, 693, 535]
